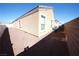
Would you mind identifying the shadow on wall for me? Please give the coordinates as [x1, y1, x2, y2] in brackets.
[17, 30, 69, 56]
[0, 27, 14, 56]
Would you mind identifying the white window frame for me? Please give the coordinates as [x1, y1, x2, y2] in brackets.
[40, 15, 46, 31]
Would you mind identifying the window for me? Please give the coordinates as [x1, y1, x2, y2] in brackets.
[41, 15, 46, 31]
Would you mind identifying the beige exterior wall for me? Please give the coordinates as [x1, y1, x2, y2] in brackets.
[38, 8, 54, 37]
[19, 12, 39, 36]
[12, 12, 39, 36]
[12, 20, 20, 28]
[12, 6, 60, 37]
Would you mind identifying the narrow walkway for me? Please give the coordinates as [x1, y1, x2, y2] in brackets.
[18, 31, 69, 56]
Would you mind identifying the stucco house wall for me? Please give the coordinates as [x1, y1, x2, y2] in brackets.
[18, 12, 39, 36]
[12, 5, 60, 37]
[38, 7, 54, 37]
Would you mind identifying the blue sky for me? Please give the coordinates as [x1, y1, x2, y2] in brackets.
[0, 3, 79, 24]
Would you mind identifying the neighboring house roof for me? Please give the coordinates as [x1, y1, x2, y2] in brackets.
[11, 5, 53, 24]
